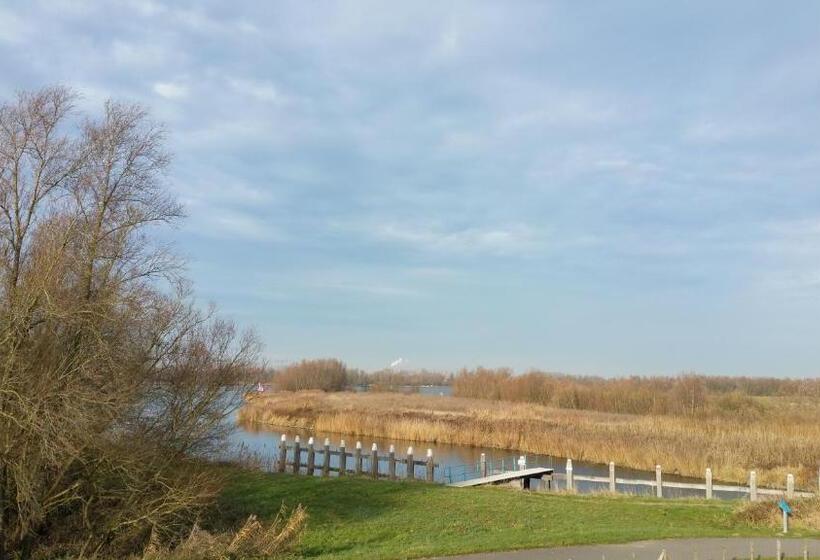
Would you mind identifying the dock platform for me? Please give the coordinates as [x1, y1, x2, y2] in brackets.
[448, 467, 554, 490]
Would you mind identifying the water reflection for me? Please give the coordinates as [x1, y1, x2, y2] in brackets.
[230, 418, 748, 500]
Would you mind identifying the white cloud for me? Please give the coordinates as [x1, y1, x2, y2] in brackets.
[435, 27, 460, 58]
[125, 0, 166, 17]
[184, 208, 278, 242]
[112, 41, 168, 68]
[312, 278, 420, 298]
[153, 81, 189, 100]
[500, 89, 623, 131]
[227, 78, 285, 103]
[0, 7, 28, 43]
[170, 8, 259, 35]
[682, 118, 776, 144]
[372, 222, 539, 255]
[594, 158, 662, 182]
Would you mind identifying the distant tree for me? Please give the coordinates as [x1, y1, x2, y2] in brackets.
[673, 373, 707, 417]
[275, 358, 349, 391]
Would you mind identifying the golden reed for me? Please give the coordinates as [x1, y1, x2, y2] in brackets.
[239, 390, 820, 489]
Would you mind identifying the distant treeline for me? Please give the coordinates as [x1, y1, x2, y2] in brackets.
[266, 359, 452, 392]
[260, 359, 820, 418]
[451, 368, 820, 417]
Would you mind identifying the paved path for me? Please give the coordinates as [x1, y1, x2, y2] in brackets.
[429, 538, 820, 560]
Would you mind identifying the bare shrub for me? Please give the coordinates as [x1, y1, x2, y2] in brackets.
[274, 358, 348, 391]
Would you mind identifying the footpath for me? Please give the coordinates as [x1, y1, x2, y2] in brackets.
[431, 538, 820, 560]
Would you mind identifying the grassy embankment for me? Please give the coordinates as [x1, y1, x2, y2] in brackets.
[239, 391, 820, 489]
[212, 468, 815, 560]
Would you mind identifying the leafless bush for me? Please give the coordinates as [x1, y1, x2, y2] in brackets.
[0, 86, 259, 558]
[274, 358, 348, 391]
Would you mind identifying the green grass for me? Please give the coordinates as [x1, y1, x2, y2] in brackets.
[211, 470, 812, 560]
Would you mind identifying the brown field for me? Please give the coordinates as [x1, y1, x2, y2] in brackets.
[239, 390, 820, 489]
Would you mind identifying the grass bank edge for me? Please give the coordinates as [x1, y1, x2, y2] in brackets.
[210, 468, 818, 560]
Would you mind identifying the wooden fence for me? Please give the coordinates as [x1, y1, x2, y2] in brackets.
[270, 434, 817, 500]
[554, 458, 816, 500]
[275, 435, 439, 482]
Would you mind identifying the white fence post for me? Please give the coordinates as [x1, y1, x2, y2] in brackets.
[322, 438, 331, 477]
[705, 468, 713, 500]
[370, 443, 379, 479]
[566, 459, 574, 491]
[338, 439, 347, 476]
[306, 437, 316, 474]
[749, 471, 757, 501]
[480, 453, 487, 477]
[655, 465, 662, 498]
[406, 447, 415, 480]
[277, 434, 287, 473]
[787, 473, 795, 499]
[293, 436, 301, 474]
[388, 444, 396, 480]
[354, 441, 363, 475]
[609, 461, 616, 493]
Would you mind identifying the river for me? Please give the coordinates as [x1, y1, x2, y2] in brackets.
[228, 405, 748, 500]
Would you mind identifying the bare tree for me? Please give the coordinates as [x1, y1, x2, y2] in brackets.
[0, 87, 258, 559]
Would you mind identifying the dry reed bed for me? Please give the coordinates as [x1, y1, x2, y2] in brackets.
[238, 391, 820, 489]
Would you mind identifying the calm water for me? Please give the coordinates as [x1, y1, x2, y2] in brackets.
[229, 407, 748, 500]
[351, 384, 453, 396]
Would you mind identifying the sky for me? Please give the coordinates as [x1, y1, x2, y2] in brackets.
[2, 1, 820, 376]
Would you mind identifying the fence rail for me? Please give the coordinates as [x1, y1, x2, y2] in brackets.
[560, 459, 816, 500]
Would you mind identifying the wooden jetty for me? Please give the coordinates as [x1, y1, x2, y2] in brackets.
[449, 467, 554, 490]
[274, 435, 440, 482]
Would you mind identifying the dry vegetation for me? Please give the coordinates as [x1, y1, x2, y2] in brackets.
[0, 87, 300, 559]
[240, 390, 820, 489]
[735, 497, 820, 531]
[140, 506, 307, 560]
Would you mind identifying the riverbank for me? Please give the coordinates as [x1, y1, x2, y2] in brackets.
[238, 391, 820, 489]
[212, 468, 814, 560]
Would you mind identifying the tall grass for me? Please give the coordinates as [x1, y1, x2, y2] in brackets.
[240, 391, 820, 489]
